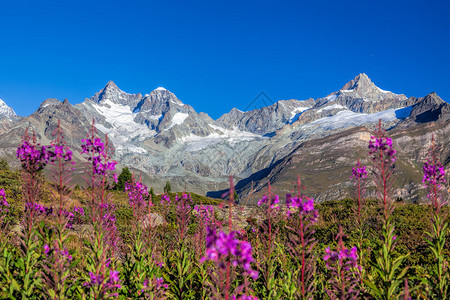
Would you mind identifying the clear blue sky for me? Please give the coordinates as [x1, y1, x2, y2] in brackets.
[0, 0, 449, 118]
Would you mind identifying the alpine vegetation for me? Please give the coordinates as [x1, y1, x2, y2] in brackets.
[0, 118, 447, 299]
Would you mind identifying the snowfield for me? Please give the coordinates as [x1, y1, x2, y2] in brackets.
[92, 100, 151, 155]
[303, 106, 413, 131]
[177, 124, 262, 151]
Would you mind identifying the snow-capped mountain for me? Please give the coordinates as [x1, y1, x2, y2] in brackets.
[0, 74, 447, 200]
[76, 82, 263, 158]
[0, 98, 17, 119]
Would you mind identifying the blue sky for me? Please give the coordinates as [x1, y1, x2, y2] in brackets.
[0, 0, 449, 118]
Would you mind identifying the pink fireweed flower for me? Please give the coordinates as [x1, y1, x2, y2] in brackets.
[16, 139, 52, 171]
[351, 161, 368, 179]
[154, 277, 168, 289]
[125, 180, 149, 208]
[257, 194, 280, 210]
[368, 135, 396, 163]
[285, 194, 318, 223]
[324, 246, 360, 269]
[73, 206, 85, 217]
[193, 204, 215, 225]
[0, 189, 9, 207]
[201, 227, 258, 280]
[48, 143, 73, 163]
[43, 244, 73, 262]
[423, 159, 446, 188]
[25, 202, 53, 216]
[160, 194, 171, 206]
[324, 226, 361, 299]
[84, 270, 121, 290]
[81, 137, 117, 175]
[141, 276, 168, 297]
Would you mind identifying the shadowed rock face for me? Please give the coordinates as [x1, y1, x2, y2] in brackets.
[0, 74, 448, 200]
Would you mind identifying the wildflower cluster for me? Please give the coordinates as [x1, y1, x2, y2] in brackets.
[125, 179, 150, 229]
[324, 228, 361, 299]
[125, 180, 149, 208]
[100, 203, 120, 249]
[257, 194, 280, 209]
[16, 138, 51, 171]
[0, 189, 9, 208]
[0, 189, 9, 225]
[160, 194, 171, 206]
[43, 244, 73, 262]
[324, 246, 359, 267]
[423, 160, 446, 187]
[1, 118, 448, 299]
[139, 276, 168, 298]
[84, 270, 121, 290]
[25, 202, 54, 216]
[351, 161, 368, 179]
[194, 204, 215, 225]
[423, 155, 446, 199]
[368, 133, 397, 162]
[49, 143, 73, 162]
[81, 137, 117, 175]
[16, 134, 73, 171]
[202, 227, 258, 280]
[285, 193, 318, 221]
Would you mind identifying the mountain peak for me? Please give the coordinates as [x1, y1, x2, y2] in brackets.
[341, 73, 375, 92]
[422, 92, 445, 104]
[103, 80, 120, 92]
[89, 81, 142, 108]
[150, 87, 172, 95]
[337, 73, 407, 101]
[0, 98, 17, 118]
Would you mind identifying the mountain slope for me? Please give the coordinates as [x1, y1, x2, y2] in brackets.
[0, 74, 447, 200]
[228, 95, 450, 202]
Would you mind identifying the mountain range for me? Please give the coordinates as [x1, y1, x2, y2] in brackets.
[0, 73, 448, 202]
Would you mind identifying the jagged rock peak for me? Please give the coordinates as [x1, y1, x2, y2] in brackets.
[325, 73, 408, 104]
[0, 98, 17, 118]
[422, 92, 445, 104]
[39, 98, 61, 108]
[146, 86, 182, 103]
[230, 107, 245, 114]
[105, 80, 119, 90]
[89, 81, 142, 108]
[341, 73, 385, 93]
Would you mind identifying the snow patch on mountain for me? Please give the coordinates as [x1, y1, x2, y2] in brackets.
[148, 114, 163, 120]
[165, 112, 189, 130]
[289, 107, 310, 123]
[377, 87, 391, 94]
[177, 124, 262, 151]
[324, 95, 337, 102]
[92, 100, 152, 154]
[317, 104, 345, 113]
[304, 106, 412, 131]
[290, 107, 309, 120]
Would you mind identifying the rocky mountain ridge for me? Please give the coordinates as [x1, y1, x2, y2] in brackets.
[0, 73, 448, 202]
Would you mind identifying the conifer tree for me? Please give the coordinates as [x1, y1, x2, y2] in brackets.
[115, 167, 132, 191]
[164, 181, 171, 193]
